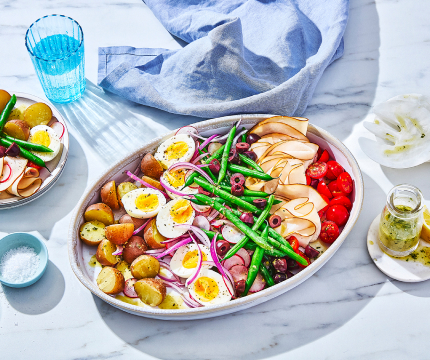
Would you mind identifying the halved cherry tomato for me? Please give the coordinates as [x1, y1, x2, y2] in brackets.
[296, 249, 311, 268]
[326, 161, 344, 180]
[330, 195, 352, 211]
[328, 180, 346, 197]
[288, 236, 299, 252]
[27, 161, 43, 171]
[337, 172, 353, 194]
[317, 180, 333, 199]
[306, 175, 311, 185]
[320, 193, 330, 206]
[318, 149, 330, 163]
[306, 162, 328, 179]
[326, 205, 349, 226]
[320, 221, 340, 243]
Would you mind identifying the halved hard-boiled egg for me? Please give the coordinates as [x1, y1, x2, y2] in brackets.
[122, 188, 166, 219]
[162, 168, 198, 199]
[170, 243, 212, 278]
[28, 125, 61, 162]
[188, 269, 233, 306]
[154, 134, 195, 169]
[156, 197, 195, 238]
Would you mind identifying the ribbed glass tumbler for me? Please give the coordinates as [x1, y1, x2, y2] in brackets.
[25, 15, 85, 103]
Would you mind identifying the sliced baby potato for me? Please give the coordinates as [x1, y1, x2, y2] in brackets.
[134, 278, 166, 307]
[130, 254, 160, 279]
[144, 218, 166, 249]
[96, 266, 125, 295]
[3, 119, 30, 141]
[23, 102, 52, 128]
[105, 223, 134, 245]
[123, 235, 148, 264]
[7, 104, 27, 121]
[141, 175, 164, 192]
[96, 239, 119, 266]
[116, 260, 134, 281]
[0, 90, 11, 113]
[84, 203, 114, 225]
[117, 181, 138, 207]
[79, 220, 106, 246]
[100, 180, 120, 210]
[140, 153, 164, 180]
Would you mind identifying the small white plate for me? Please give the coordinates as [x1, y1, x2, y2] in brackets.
[367, 215, 430, 282]
[0, 92, 69, 210]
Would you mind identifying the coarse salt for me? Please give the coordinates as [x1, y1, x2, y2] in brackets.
[0, 246, 40, 283]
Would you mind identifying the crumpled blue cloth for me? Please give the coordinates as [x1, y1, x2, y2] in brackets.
[98, 0, 349, 118]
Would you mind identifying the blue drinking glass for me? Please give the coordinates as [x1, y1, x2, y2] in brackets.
[25, 15, 86, 103]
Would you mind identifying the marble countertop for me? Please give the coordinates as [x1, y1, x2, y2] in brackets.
[1, 0, 430, 359]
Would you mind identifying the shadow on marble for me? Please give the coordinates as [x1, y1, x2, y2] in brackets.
[0, 134, 88, 240]
[2, 260, 65, 315]
[91, 174, 387, 359]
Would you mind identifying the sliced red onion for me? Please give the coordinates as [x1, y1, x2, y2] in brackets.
[124, 278, 138, 298]
[209, 233, 235, 298]
[190, 202, 212, 213]
[192, 215, 210, 231]
[159, 176, 194, 198]
[169, 162, 214, 185]
[202, 261, 216, 267]
[175, 125, 199, 136]
[112, 245, 123, 256]
[199, 134, 219, 150]
[190, 140, 200, 162]
[161, 235, 187, 244]
[155, 237, 192, 259]
[207, 208, 219, 222]
[145, 249, 165, 255]
[126, 171, 170, 199]
[133, 217, 152, 235]
[191, 152, 209, 164]
[162, 280, 201, 308]
[221, 265, 236, 297]
[185, 237, 203, 286]
[175, 224, 211, 248]
[124, 164, 141, 182]
[232, 129, 247, 149]
[159, 261, 181, 282]
[0, 163, 12, 183]
[50, 121, 65, 139]
[239, 212, 254, 225]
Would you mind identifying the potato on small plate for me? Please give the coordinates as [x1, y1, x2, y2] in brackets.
[96, 267, 125, 295]
[3, 119, 30, 140]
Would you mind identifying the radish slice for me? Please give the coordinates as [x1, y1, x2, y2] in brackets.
[236, 248, 251, 267]
[222, 255, 245, 271]
[207, 208, 219, 222]
[249, 272, 265, 293]
[208, 142, 223, 155]
[192, 216, 210, 231]
[0, 163, 12, 183]
[221, 224, 246, 244]
[211, 219, 234, 229]
[124, 278, 139, 298]
[176, 125, 199, 136]
[190, 202, 211, 213]
[229, 265, 248, 282]
[50, 121, 65, 139]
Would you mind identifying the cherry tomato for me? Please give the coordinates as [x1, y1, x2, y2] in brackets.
[306, 175, 311, 186]
[318, 208, 327, 221]
[320, 193, 330, 206]
[288, 236, 299, 252]
[296, 249, 311, 268]
[337, 172, 353, 194]
[326, 161, 344, 180]
[317, 180, 333, 199]
[328, 180, 346, 197]
[306, 162, 328, 179]
[318, 149, 330, 163]
[320, 221, 340, 243]
[27, 161, 43, 171]
[326, 205, 349, 226]
[329, 195, 352, 211]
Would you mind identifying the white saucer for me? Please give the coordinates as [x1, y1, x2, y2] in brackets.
[367, 215, 430, 282]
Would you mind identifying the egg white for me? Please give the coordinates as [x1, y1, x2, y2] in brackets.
[162, 170, 199, 200]
[170, 243, 212, 278]
[156, 197, 195, 238]
[154, 134, 195, 169]
[122, 188, 166, 219]
[188, 269, 233, 306]
[28, 125, 61, 162]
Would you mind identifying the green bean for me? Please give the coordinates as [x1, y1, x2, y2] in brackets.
[243, 224, 268, 296]
[0, 133, 53, 153]
[241, 128, 247, 143]
[259, 262, 275, 287]
[202, 229, 224, 241]
[239, 196, 282, 205]
[0, 138, 46, 168]
[194, 177, 262, 214]
[227, 163, 274, 181]
[190, 197, 224, 206]
[223, 195, 275, 260]
[217, 125, 236, 184]
[238, 153, 264, 173]
[243, 241, 286, 258]
[219, 185, 270, 198]
[0, 94, 17, 132]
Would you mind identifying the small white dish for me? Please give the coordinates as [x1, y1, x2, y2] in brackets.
[367, 215, 430, 282]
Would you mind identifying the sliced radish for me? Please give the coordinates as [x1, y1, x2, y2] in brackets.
[211, 219, 234, 229]
[236, 248, 251, 267]
[192, 216, 210, 231]
[0, 163, 12, 183]
[124, 278, 138, 298]
[191, 202, 211, 213]
[222, 224, 246, 244]
[222, 255, 244, 271]
[176, 125, 199, 136]
[249, 272, 265, 293]
[50, 121, 65, 139]
[229, 265, 248, 282]
[208, 142, 223, 155]
[207, 208, 219, 222]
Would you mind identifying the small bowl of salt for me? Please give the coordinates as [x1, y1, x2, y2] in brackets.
[0, 232, 48, 288]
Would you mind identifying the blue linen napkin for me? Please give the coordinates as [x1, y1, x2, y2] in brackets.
[98, 0, 349, 118]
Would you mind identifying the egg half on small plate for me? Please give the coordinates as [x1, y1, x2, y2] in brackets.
[122, 188, 166, 219]
[170, 243, 212, 278]
[188, 269, 233, 306]
[156, 197, 195, 238]
[154, 134, 195, 169]
[28, 125, 61, 162]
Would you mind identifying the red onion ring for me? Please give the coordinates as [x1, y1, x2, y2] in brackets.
[126, 171, 170, 199]
[190, 140, 200, 162]
[168, 162, 214, 185]
[144, 249, 165, 255]
[174, 224, 211, 248]
[159, 176, 195, 198]
[112, 245, 123, 256]
[0, 163, 12, 183]
[185, 235, 203, 286]
[232, 129, 247, 149]
[155, 237, 192, 259]
[207, 208, 219, 222]
[199, 134, 219, 150]
[191, 152, 209, 164]
[132, 217, 152, 235]
[125, 164, 141, 182]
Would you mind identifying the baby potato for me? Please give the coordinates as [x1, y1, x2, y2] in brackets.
[84, 203, 114, 225]
[123, 235, 148, 264]
[130, 255, 160, 279]
[79, 220, 106, 246]
[134, 278, 166, 306]
[116, 260, 133, 280]
[119, 214, 146, 230]
[96, 266, 125, 295]
[3, 119, 30, 140]
[23, 102, 52, 128]
[117, 182, 138, 207]
[100, 180, 120, 210]
[0, 90, 11, 113]
[96, 239, 119, 266]
[140, 153, 164, 179]
[7, 105, 27, 121]
[105, 223, 134, 245]
[144, 218, 167, 249]
[141, 175, 164, 192]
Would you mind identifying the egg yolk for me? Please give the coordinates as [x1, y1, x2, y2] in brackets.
[182, 249, 208, 268]
[135, 193, 159, 212]
[194, 276, 219, 302]
[170, 199, 193, 223]
[165, 141, 189, 160]
[165, 169, 186, 188]
[31, 130, 51, 147]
